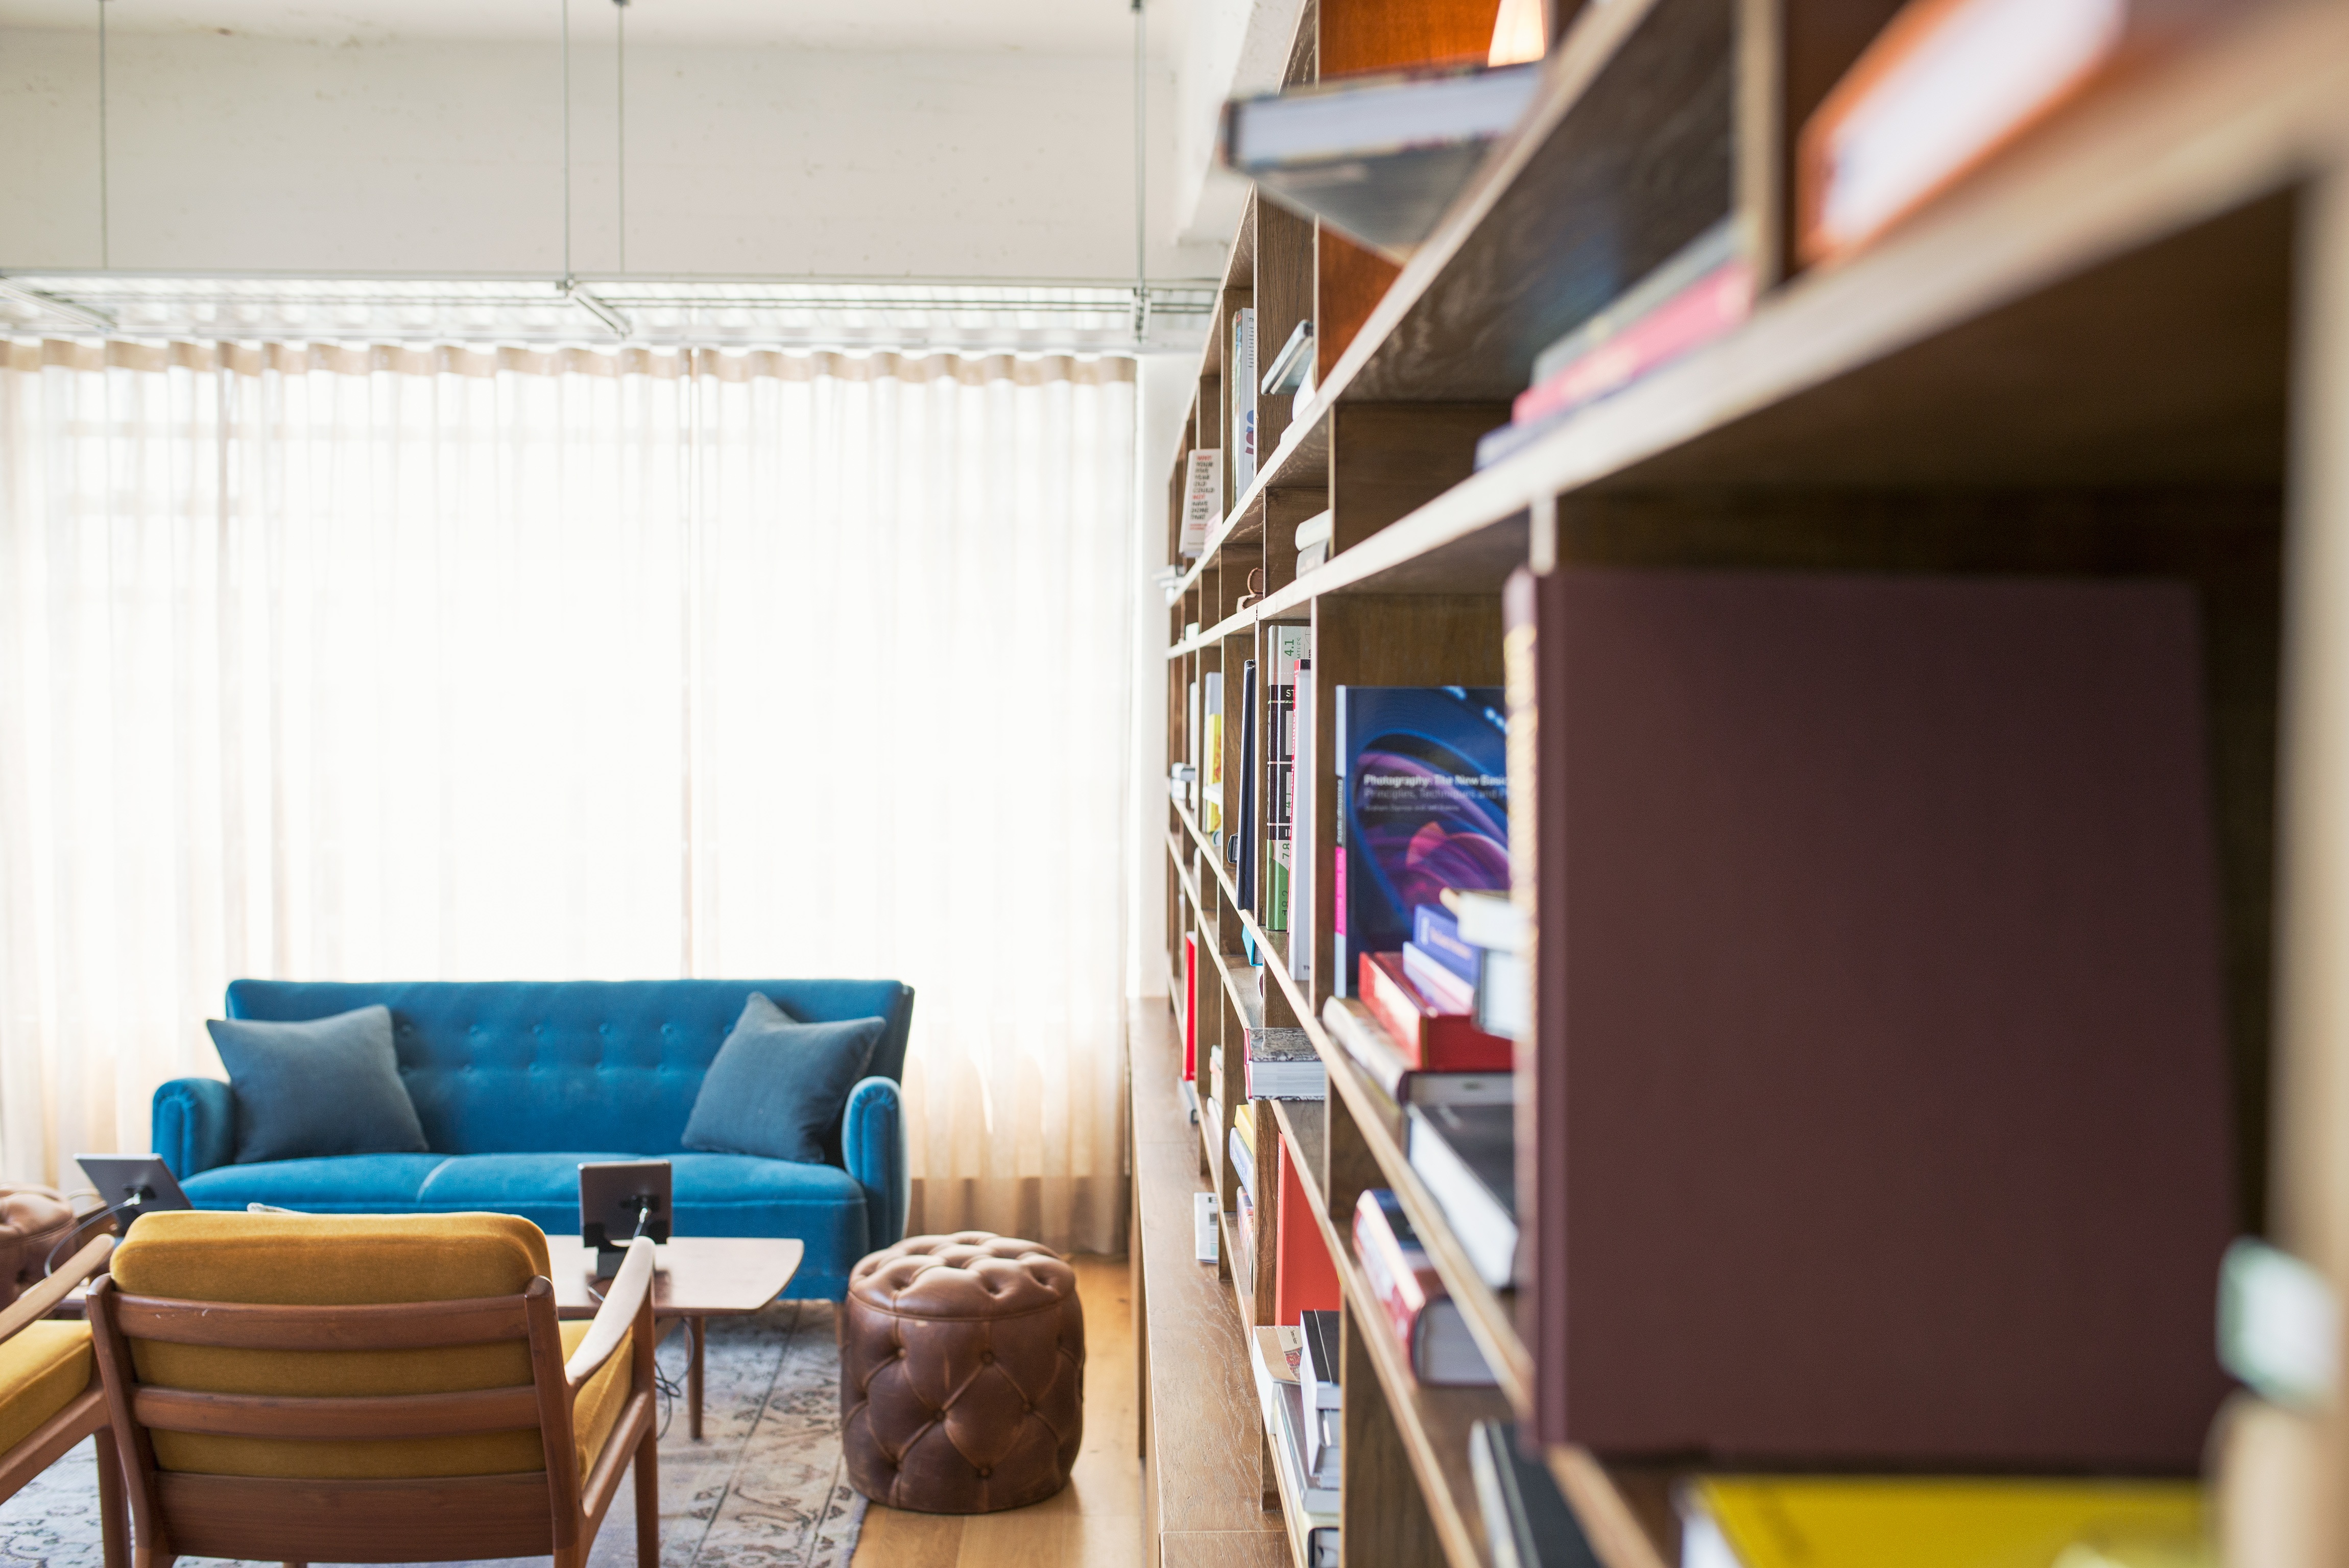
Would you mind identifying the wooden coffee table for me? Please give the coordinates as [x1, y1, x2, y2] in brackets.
[544, 1236, 803, 1440]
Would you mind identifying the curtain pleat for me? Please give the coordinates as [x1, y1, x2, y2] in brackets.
[0, 339, 1135, 1254]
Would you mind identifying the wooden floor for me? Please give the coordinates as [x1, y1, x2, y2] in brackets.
[851, 1255, 1143, 1568]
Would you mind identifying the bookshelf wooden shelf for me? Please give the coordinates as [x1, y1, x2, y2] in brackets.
[1137, 1, 2349, 1565]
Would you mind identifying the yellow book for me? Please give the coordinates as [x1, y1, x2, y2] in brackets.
[1681, 1478, 2208, 1568]
[1234, 1106, 1258, 1154]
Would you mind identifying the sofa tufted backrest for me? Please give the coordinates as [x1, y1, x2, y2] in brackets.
[223, 979, 915, 1160]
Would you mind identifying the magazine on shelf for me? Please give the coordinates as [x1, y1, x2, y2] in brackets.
[1333, 686, 1508, 998]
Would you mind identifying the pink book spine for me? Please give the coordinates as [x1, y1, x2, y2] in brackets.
[1510, 259, 1756, 428]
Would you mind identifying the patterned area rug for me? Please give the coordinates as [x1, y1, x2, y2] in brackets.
[0, 1301, 865, 1568]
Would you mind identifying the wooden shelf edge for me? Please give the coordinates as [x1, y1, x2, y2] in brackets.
[1272, 1099, 1506, 1568]
[1546, 1448, 1673, 1568]
[1174, 798, 1248, 912]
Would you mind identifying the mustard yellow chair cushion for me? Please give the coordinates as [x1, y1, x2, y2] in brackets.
[0, 1320, 93, 1455]
[110, 1211, 629, 1480]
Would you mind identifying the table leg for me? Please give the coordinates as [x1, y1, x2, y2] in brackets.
[688, 1314, 706, 1440]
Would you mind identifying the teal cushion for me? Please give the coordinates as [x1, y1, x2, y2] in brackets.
[681, 994, 885, 1165]
[205, 1004, 429, 1164]
[182, 1153, 448, 1211]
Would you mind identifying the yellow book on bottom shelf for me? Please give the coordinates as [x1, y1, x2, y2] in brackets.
[1681, 1479, 2207, 1568]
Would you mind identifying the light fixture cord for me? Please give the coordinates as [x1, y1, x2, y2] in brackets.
[97, 0, 108, 269]
[1132, 0, 1147, 343]
[561, 0, 571, 282]
[616, 0, 627, 276]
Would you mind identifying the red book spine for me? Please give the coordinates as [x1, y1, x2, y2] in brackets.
[1275, 1137, 1341, 1325]
[1353, 1192, 1440, 1356]
[1360, 951, 1514, 1072]
[1508, 258, 1755, 428]
[1183, 932, 1199, 1081]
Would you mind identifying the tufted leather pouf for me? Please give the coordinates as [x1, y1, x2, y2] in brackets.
[840, 1231, 1084, 1514]
[0, 1186, 79, 1308]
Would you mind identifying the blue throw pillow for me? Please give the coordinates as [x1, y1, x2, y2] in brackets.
[205, 1004, 429, 1165]
[682, 994, 886, 1166]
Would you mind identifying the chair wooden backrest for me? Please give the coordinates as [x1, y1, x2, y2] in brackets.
[87, 1212, 657, 1568]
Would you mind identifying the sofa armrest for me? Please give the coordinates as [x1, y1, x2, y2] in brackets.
[153, 1078, 235, 1180]
[842, 1076, 907, 1250]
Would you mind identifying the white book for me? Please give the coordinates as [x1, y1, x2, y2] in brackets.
[1287, 656, 1315, 983]
[1231, 308, 1258, 496]
[1180, 449, 1221, 557]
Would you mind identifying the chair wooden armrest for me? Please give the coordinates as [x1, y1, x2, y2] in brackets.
[565, 1237, 654, 1390]
[0, 1235, 112, 1345]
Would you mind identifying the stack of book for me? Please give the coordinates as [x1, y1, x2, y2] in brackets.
[1245, 1025, 1325, 1099]
[1354, 1188, 1495, 1385]
[1323, 995, 1509, 1108]
[1299, 1310, 1343, 1501]
[1250, 1323, 1339, 1563]
[1406, 1102, 1517, 1290]
[1468, 1421, 1599, 1568]
[1475, 219, 1754, 472]
[1293, 511, 1332, 575]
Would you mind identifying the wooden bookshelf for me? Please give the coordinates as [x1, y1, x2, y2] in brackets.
[1134, 2, 2349, 1565]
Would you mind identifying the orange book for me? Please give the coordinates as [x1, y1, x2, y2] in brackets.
[1796, 0, 2225, 265]
[1274, 1136, 1341, 1325]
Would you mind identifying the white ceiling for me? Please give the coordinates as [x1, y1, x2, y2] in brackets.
[0, 0, 1157, 53]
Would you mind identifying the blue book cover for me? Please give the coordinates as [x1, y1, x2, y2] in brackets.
[1411, 904, 1482, 984]
[1334, 686, 1508, 996]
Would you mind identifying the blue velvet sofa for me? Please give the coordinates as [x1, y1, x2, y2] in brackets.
[151, 979, 913, 1300]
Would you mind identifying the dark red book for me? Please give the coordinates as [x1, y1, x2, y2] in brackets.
[1359, 952, 1513, 1072]
[1275, 1134, 1340, 1325]
[1523, 567, 2235, 1471]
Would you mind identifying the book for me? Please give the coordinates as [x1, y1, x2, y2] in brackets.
[1234, 1102, 1259, 1154]
[1262, 318, 1314, 395]
[1299, 1307, 1342, 1477]
[1405, 1102, 1517, 1290]
[1796, 0, 2226, 266]
[1181, 932, 1199, 1081]
[1180, 449, 1220, 556]
[1512, 219, 1752, 430]
[1236, 658, 1260, 906]
[1192, 1191, 1220, 1264]
[1309, 1527, 1339, 1568]
[1220, 64, 1544, 258]
[1287, 657, 1316, 983]
[1187, 678, 1202, 812]
[1333, 686, 1508, 998]
[1249, 1324, 1340, 1520]
[1298, 539, 1330, 574]
[1232, 307, 1258, 494]
[1468, 1421, 1600, 1568]
[1255, 1322, 1305, 1383]
[1323, 996, 1514, 1107]
[1518, 568, 2234, 1468]
[1410, 903, 1481, 984]
[1477, 949, 1531, 1042]
[1293, 511, 1333, 551]
[1264, 624, 1310, 931]
[1354, 1188, 1497, 1386]
[1244, 1026, 1325, 1099]
[1235, 1185, 1257, 1292]
[1202, 671, 1225, 840]
[1442, 886, 1527, 954]
[1678, 1478, 2205, 1568]
[1403, 939, 1477, 1015]
[1275, 1136, 1341, 1324]
[1360, 951, 1514, 1072]
[1230, 1124, 1257, 1204]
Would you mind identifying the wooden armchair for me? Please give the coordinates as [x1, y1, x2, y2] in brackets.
[86, 1211, 657, 1568]
[0, 1233, 126, 1568]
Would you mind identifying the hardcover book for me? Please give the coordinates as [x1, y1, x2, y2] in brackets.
[1520, 567, 2236, 1469]
[1264, 624, 1310, 931]
[1469, 1421, 1600, 1568]
[1354, 1188, 1497, 1386]
[1323, 996, 1514, 1108]
[1180, 449, 1221, 557]
[1333, 686, 1508, 998]
[1275, 1136, 1342, 1325]
[1405, 1102, 1517, 1290]
[1360, 951, 1513, 1072]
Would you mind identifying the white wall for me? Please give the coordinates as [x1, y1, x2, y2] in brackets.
[0, 25, 1228, 281]
[1128, 351, 1199, 1000]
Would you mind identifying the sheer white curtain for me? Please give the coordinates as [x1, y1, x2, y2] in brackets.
[0, 337, 1135, 1252]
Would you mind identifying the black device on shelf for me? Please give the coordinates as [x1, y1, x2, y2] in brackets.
[579, 1159, 672, 1276]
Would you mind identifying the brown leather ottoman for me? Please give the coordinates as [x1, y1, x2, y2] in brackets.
[840, 1232, 1084, 1513]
